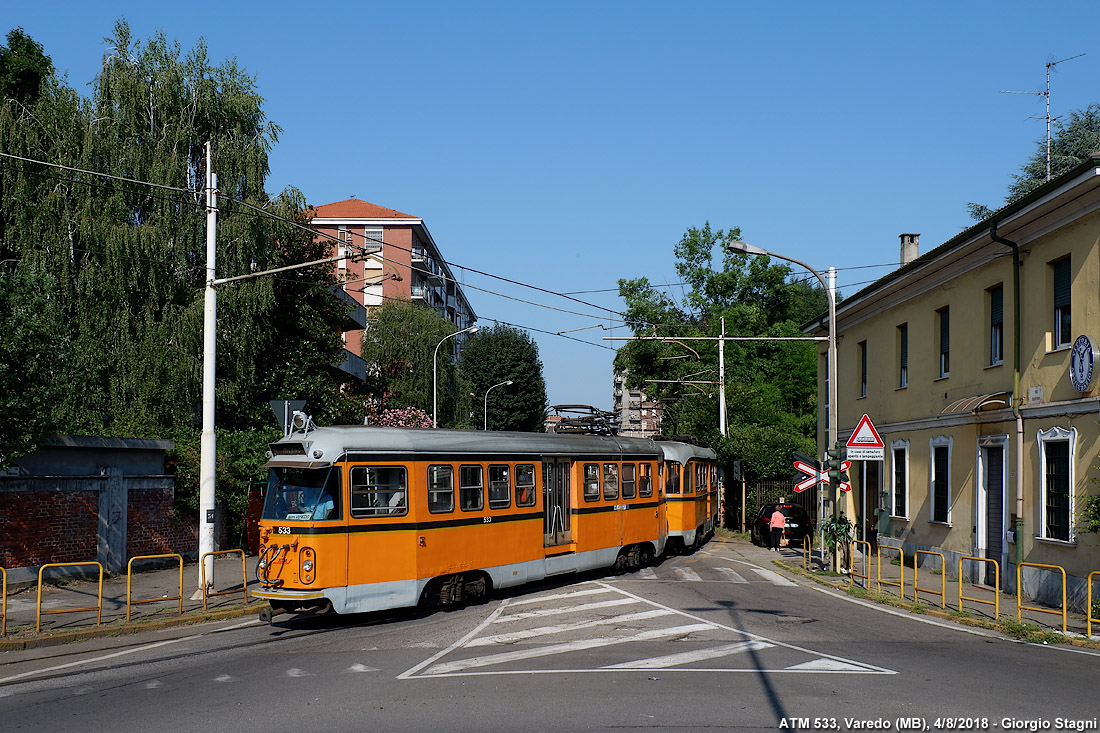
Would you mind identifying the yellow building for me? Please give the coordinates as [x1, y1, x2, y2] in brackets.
[811, 156, 1100, 610]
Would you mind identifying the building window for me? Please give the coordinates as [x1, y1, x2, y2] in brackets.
[937, 307, 950, 378]
[1038, 426, 1076, 541]
[897, 324, 908, 388]
[859, 340, 867, 397]
[364, 227, 383, 252]
[989, 284, 1003, 366]
[890, 440, 908, 518]
[930, 436, 951, 523]
[1052, 257, 1071, 349]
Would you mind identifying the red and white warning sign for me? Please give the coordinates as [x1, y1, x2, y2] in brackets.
[845, 414, 884, 460]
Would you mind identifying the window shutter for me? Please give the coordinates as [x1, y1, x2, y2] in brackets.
[991, 286, 1003, 326]
[899, 324, 908, 367]
[1053, 258, 1071, 308]
[940, 308, 950, 353]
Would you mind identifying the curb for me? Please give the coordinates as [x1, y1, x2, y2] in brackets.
[0, 601, 265, 652]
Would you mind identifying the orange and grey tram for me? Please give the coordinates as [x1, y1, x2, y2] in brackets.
[658, 439, 719, 552]
[254, 424, 716, 620]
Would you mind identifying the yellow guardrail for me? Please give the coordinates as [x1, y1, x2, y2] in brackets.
[127, 554, 184, 621]
[802, 535, 813, 571]
[1017, 562, 1066, 633]
[1088, 571, 1100, 638]
[913, 550, 946, 608]
[877, 545, 905, 599]
[958, 556, 999, 619]
[848, 540, 871, 588]
[37, 561, 104, 633]
[0, 567, 6, 636]
[200, 549, 250, 610]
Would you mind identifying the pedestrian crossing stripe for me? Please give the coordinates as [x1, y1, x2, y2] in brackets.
[399, 581, 898, 679]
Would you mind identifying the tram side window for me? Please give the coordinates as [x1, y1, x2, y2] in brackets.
[350, 466, 408, 518]
[489, 465, 511, 510]
[684, 463, 694, 494]
[602, 460, 620, 499]
[639, 463, 652, 497]
[428, 464, 454, 513]
[516, 464, 536, 507]
[583, 463, 601, 502]
[460, 465, 484, 511]
[666, 464, 681, 495]
[621, 463, 636, 499]
[696, 463, 707, 492]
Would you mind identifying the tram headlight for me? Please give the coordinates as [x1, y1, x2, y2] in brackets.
[300, 547, 316, 584]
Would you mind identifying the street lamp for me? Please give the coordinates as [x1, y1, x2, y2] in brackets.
[727, 241, 838, 553]
[433, 324, 478, 428]
[484, 380, 513, 430]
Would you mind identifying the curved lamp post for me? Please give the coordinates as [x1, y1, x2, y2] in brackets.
[484, 380, 513, 430]
[727, 240, 838, 563]
[433, 324, 478, 428]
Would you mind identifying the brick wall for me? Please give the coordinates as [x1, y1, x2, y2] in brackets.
[0, 476, 201, 570]
[0, 485, 99, 566]
[127, 486, 199, 559]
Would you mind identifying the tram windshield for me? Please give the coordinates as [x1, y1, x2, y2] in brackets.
[263, 466, 342, 521]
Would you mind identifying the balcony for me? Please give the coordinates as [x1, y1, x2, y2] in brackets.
[334, 349, 366, 382]
[330, 286, 366, 330]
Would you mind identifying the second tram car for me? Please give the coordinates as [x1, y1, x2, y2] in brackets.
[253, 423, 717, 620]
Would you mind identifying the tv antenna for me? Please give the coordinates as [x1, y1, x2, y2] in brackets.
[1001, 53, 1085, 181]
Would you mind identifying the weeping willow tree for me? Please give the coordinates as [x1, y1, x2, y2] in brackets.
[0, 22, 363, 476]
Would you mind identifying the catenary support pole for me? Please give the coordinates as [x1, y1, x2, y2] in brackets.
[198, 142, 217, 596]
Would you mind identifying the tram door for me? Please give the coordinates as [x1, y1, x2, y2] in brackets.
[543, 457, 572, 547]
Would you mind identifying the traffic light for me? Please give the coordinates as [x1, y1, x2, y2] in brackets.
[826, 442, 849, 485]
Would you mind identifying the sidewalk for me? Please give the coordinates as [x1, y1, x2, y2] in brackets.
[759, 538, 1097, 640]
[0, 554, 263, 650]
[2, 539, 1096, 652]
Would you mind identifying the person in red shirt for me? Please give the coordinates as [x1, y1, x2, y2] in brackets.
[769, 507, 786, 552]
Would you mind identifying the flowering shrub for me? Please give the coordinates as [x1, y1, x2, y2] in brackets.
[376, 407, 433, 428]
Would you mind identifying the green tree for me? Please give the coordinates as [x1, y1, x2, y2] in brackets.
[0, 27, 53, 106]
[616, 223, 826, 483]
[0, 21, 360, 517]
[359, 298, 460, 422]
[969, 104, 1100, 219]
[459, 325, 548, 431]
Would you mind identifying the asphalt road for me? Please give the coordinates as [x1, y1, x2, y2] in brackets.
[1, 539, 1097, 732]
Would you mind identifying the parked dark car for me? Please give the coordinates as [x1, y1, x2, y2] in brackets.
[751, 503, 814, 548]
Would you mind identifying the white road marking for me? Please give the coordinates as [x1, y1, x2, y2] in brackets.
[602, 639, 773, 669]
[715, 567, 748, 583]
[785, 658, 871, 672]
[285, 668, 313, 677]
[0, 634, 203, 685]
[423, 624, 717, 675]
[673, 567, 703, 581]
[495, 597, 638, 622]
[636, 567, 657, 579]
[507, 587, 612, 606]
[344, 664, 380, 673]
[468, 609, 675, 647]
[750, 568, 797, 586]
[213, 674, 235, 683]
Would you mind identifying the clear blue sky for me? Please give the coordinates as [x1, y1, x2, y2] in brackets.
[10, 1, 1100, 411]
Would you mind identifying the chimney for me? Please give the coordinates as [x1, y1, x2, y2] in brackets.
[899, 233, 920, 266]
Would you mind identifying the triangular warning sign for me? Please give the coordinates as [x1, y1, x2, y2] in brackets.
[846, 414, 884, 448]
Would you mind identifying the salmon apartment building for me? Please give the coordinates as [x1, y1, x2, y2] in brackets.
[310, 198, 478, 382]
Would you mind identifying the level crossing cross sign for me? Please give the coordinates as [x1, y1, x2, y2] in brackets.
[793, 459, 851, 492]
[845, 414, 884, 461]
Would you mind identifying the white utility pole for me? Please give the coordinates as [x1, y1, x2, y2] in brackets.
[718, 317, 727, 437]
[197, 142, 217, 596]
